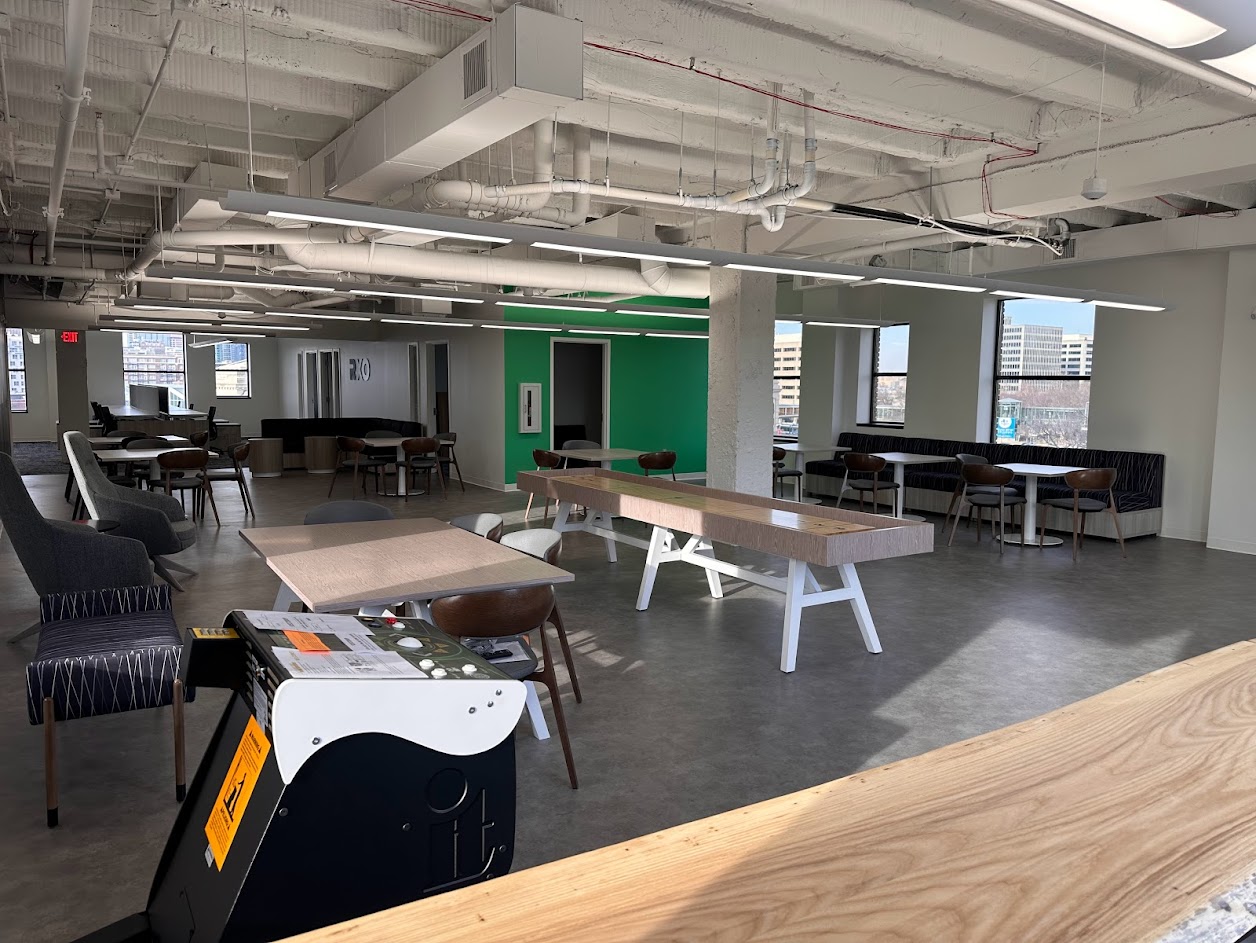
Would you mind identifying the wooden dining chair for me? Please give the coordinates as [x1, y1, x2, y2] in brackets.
[637, 450, 678, 481]
[327, 436, 388, 499]
[203, 442, 255, 518]
[450, 513, 504, 542]
[155, 448, 219, 526]
[401, 436, 446, 500]
[772, 447, 803, 499]
[431, 585, 578, 789]
[1040, 467, 1126, 561]
[948, 463, 1026, 554]
[436, 432, 464, 492]
[526, 449, 563, 521]
[837, 453, 898, 513]
[499, 528, 581, 704]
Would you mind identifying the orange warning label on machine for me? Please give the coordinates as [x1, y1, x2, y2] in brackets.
[283, 630, 330, 652]
[205, 715, 270, 870]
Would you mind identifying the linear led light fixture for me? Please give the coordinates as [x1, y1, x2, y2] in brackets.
[872, 277, 986, 293]
[495, 301, 607, 313]
[130, 304, 251, 315]
[1091, 300, 1166, 311]
[531, 242, 710, 266]
[480, 324, 562, 332]
[726, 263, 862, 281]
[381, 319, 475, 327]
[266, 311, 371, 322]
[614, 309, 710, 320]
[567, 329, 641, 336]
[990, 290, 1084, 303]
[644, 332, 707, 339]
[264, 210, 511, 244]
[112, 318, 310, 331]
[349, 289, 485, 304]
[1051, 0, 1224, 48]
[805, 321, 880, 329]
[168, 275, 337, 293]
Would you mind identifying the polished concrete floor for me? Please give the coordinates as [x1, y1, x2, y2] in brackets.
[1, 469, 1253, 942]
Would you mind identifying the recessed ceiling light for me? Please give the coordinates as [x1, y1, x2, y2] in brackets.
[495, 301, 607, 312]
[266, 210, 511, 244]
[348, 289, 485, 303]
[381, 319, 474, 327]
[481, 324, 562, 332]
[567, 329, 640, 336]
[726, 263, 862, 281]
[873, 278, 986, 293]
[168, 275, 337, 293]
[644, 332, 707, 338]
[531, 242, 710, 266]
[614, 309, 710, 319]
[267, 311, 371, 322]
[1091, 300, 1166, 311]
[1051, 0, 1224, 48]
[990, 290, 1084, 303]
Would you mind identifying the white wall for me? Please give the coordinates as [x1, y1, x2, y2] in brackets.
[86, 330, 123, 406]
[9, 330, 57, 442]
[278, 327, 507, 489]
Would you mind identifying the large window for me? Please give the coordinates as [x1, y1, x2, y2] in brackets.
[870, 324, 909, 426]
[994, 300, 1094, 447]
[6, 328, 26, 413]
[214, 342, 251, 398]
[773, 321, 802, 438]
[123, 331, 187, 407]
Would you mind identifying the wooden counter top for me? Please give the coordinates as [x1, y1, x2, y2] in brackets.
[282, 640, 1256, 943]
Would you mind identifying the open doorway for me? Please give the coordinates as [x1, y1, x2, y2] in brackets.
[298, 349, 341, 418]
[551, 339, 607, 447]
[413, 341, 451, 435]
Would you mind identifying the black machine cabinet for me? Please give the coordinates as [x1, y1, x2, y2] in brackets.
[74, 611, 526, 943]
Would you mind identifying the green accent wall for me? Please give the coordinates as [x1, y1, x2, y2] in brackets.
[501, 299, 709, 484]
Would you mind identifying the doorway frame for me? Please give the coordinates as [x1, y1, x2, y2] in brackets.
[414, 339, 452, 435]
[549, 337, 610, 449]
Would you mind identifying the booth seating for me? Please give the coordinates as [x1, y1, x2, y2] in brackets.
[805, 432, 1165, 539]
[261, 418, 425, 470]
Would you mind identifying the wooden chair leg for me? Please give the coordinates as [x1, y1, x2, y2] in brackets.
[327, 455, 341, 498]
[524, 492, 535, 520]
[1109, 503, 1127, 558]
[44, 696, 57, 828]
[451, 452, 464, 492]
[1071, 508, 1080, 562]
[203, 478, 220, 526]
[548, 603, 581, 704]
[241, 475, 256, 517]
[947, 500, 964, 546]
[173, 679, 186, 802]
[543, 496, 551, 522]
[944, 485, 962, 530]
[535, 632, 577, 789]
[435, 458, 446, 497]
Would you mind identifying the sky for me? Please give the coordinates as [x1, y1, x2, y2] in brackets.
[1002, 299, 1096, 334]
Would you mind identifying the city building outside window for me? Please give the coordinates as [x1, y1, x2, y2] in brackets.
[870, 324, 909, 425]
[122, 331, 188, 407]
[994, 300, 1094, 447]
[773, 321, 802, 438]
[6, 328, 26, 413]
[214, 342, 251, 398]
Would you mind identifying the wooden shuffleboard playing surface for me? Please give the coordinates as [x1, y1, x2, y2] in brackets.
[281, 640, 1256, 943]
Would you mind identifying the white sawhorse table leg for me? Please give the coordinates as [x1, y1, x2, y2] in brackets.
[524, 680, 550, 740]
[636, 528, 724, 610]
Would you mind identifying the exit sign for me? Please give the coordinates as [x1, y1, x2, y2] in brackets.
[60, 331, 79, 343]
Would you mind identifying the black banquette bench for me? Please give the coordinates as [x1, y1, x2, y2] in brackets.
[804, 432, 1165, 538]
[260, 418, 426, 468]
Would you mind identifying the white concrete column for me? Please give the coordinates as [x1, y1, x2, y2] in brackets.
[55, 332, 88, 449]
[707, 265, 776, 494]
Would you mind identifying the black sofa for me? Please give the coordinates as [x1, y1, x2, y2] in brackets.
[260, 417, 426, 466]
[805, 432, 1165, 537]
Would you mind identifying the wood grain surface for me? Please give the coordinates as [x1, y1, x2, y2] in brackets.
[282, 640, 1256, 943]
[240, 517, 573, 611]
[516, 469, 932, 567]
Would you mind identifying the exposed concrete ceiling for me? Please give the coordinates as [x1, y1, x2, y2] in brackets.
[3, 0, 1256, 267]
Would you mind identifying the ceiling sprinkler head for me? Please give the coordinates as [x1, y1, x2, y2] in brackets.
[1081, 176, 1108, 201]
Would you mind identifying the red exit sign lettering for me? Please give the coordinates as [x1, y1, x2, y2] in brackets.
[60, 331, 80, 343]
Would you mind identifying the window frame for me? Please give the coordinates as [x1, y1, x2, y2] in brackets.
[991, 301, 1093, 446]
[6, 328, 27, 411]
[772, 326, 802, 441]
[212, 341, 252, 399]
[122, 330, 188, 408]
[864, 323, 909, 428]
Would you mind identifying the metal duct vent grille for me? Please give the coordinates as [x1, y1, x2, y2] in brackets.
[322, 150, 337, 192]
[1049, 238, 1076, 261]
[463, 41, 488, 99]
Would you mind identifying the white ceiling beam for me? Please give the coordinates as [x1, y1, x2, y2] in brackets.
[12, 119, 300, 169]
[1171, 183, 1256, 211]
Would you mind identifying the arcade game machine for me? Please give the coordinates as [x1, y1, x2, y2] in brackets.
[76, 610, 527, 943]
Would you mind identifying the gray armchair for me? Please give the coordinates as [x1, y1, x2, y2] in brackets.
[0, 452, 153, 642]
[63, 432, 198, 590]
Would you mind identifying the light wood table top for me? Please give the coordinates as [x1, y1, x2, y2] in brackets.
[239, 517, 573, 612]
[551, 447, 646, 463]
[517, 469, 931, 567]
[88, 435, 190, 449]
[283, 640, 1256, 943]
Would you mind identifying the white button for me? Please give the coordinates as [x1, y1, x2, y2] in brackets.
[431, 667, 447, 678]
[419, 659, 435, 669]
[462, 664, 478, 675]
